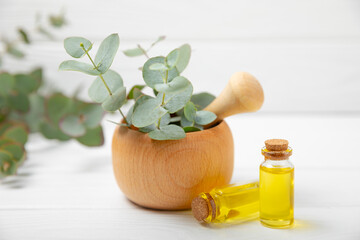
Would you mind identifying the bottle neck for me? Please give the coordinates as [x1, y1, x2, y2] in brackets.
[199, 192, 217, 222]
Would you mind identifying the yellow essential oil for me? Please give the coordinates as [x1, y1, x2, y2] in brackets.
[191, 182, 259, 223]
[259, 139, 294, 228]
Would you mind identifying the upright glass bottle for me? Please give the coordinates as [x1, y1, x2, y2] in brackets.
[259, 139, 294, 228]
[191, 182, 259, 223]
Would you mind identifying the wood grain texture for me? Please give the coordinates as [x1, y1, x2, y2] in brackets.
[205, 72, 264, 124]
[112, 121, 234, 210]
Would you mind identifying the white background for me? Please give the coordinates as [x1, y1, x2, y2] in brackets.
[0, 0, 360, 239]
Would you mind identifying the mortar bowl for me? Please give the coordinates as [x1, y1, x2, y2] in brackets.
[112, 120, 234, 210]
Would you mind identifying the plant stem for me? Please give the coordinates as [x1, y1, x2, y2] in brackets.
[80, 43, 129, 126]
[137, 44, 149, 59]
[157, 70, 168, 128]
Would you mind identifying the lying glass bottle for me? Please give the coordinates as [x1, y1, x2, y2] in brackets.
[191, 182, 259, 223]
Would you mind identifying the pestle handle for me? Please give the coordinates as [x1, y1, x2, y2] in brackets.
[204, 72, 264, 123]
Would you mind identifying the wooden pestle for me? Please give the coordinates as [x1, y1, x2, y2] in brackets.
[204, 72, 264, 127]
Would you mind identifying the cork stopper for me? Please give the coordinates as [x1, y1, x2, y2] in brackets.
[265, 139, 289, 151]
[191, 197, 209, 222]
[262, 139, 292, 160]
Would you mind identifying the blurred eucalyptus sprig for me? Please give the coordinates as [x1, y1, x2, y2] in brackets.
[0, 68, 105, 178]
[0, 9, 67, 66]
[0, 10, 105, 179]
[59, 33, 216, 140]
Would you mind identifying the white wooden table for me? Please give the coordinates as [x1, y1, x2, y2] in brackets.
[1, 114, 359, 240]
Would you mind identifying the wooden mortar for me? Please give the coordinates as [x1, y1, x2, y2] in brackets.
[112, 72, 264, 210]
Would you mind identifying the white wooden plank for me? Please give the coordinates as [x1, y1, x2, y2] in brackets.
[1, 41, 359, 112]
[0, 207, 359, 240]
[1, 0, 360, 40]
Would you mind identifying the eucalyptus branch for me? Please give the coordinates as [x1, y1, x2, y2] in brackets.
[137, 44, 149, 59]
[157, 69, 168, 128]
[80, 43, 129, 126]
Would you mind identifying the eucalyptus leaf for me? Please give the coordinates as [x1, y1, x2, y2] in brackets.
[80, 103, 104, 128]
[142, 57, 179, 88]
[64, 37, 92, 58]
[183, 126, 201, 133]
[149, 63, 168, 71]
[150, 36, 166, 48]
[127, 85, 146, 99]
[123, 48, 144, 57]
[88, 70, 123, 103]
[23, 94, 45, 132]
[94, 33, 120, 73]
[18, 28, 30, 44]
[148, 124, 185, 140]
[194, 111, 217, 125]
[39, 121, 71, 141]
[59, 115, 86, 137]
[76, 126, 104, 146]
[154, 76, 191, 94]
[0, 73, 15, 96]
[59, 60, 100, 75]
[1, 144, 25, 164]
[101, 87, 126, 112]
[6, 45, 25, 58]
[8, 92, 30, 112]
[139, 124, 156, 133]
[0, 150, 17, 177]
[3, 126, 28, 145]
[46, 93, 72, 125]
[166, 49, 179, 68]
[132, 98, 167, 128]
[191, 92, 215, 110]
[14, 74, 39, 93]
[180, 114, 194, 127]
[160, 81, 193, 113]
[184, 101, 197, 122]
[176, 44, 191, 73]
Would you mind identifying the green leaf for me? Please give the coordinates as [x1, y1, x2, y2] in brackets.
[0, 73, 15, 96]
[154, 76, 191, 94]
[23, 94, 45, 132]
[8, 92, 30, 112]
[6, 45, 25, 58]
[79, 104, 104, 128]
[149, 63, 168, 71]
[46, 94, 72, 125]
[194, 111, 217, 125]
[132, 98, 167, 128]
[101, 87, 126, 112]
[184, 101, 197, 122]
[59, 60, 101, 75]
[94, 33, 120, 73]
[59, 115, 86, 137]
[0, 150, 17, 177]
[150, 36, 166, 48]
[176, 44, 191, 73]
[76, 126, 104, 147]
[0, 122, 13, 135]
[18, 28, 30, 44]
[49, 14, 66, 28]
[180, 114, 193, 127]
[1, 144, 25, 164]
[3, 126, 28, 145]
[191, 92, 215, 110]
[29, 68, 43, 83]
[127, 85, 146, 99]
[64, 37, 92, 58]
[183, 126, 201, 133]
[160, 81, 193, 113]
[88, 70, 123, 103]
[139, 112, 170, 132]
[123, 48, 144, 57]
[87, 105, 108, 124]
[148, 124, 185, 140]
[14, 74, 39, 93]
[166, 49, 179, 68]
[39, 121, 71, 141]
[142, 57, 179, 88]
